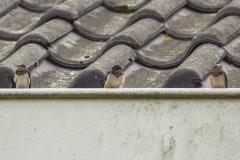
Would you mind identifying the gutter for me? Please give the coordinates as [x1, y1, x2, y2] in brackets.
[0, 88, 240, 99]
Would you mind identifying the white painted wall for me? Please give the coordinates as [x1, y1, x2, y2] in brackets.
[0, 89, 240, 160]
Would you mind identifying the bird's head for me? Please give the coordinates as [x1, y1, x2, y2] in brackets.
[16, 64, 26, 71]
[212, 64, 223, 73]
[111, 65, 124, 77]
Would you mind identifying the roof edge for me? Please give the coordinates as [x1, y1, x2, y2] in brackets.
[0, 88, 240, 99]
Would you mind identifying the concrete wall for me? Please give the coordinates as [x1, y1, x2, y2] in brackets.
[0, 89, 240, 160]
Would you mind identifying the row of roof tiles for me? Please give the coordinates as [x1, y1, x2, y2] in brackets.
[0, 0, 240, 88]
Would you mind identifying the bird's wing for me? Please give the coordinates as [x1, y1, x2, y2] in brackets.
[28, 71, 31, 88]
[223, 72, 228, 88]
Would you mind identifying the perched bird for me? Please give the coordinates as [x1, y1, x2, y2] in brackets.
[103, 65, 125, 88]
[210, 64, 227, 88]
[14, 64, 31, 88]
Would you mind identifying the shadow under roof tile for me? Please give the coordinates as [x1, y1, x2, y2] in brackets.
[31, 60, 82, 88]
[137, 34, 191, 68]
[0, 43, 49, 88]
[123, 62, 174, 88]
[213, 0, 240, 23]
[224, 35, 240, 66]
[187, 0, 232, 13]
[39, 0, 102, 23]
[15, 18, 73, 52]
[69, 44, 136, 88]
[129, 0, 186, 24]
[107, 18, 165, 48]
[188, 15, 240, 54]
[20, 0, 65, 12]
[48, 32, 105, 68]
[74, 6, 133, 41]
[163, 43, 226, 88]
[0, 40, 16, 62]
[0, 0, 20, 17]
[0, 6, 43, 40]
[165, 7, 216, 40]
[103, 0, 150, 12]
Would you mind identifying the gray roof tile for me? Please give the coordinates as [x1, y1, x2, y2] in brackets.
[39, 0, 102, 23]
[214, 0, 240, 22]
[15, 18, 73, 50]
[136, 34, 191, 68]
[187, 0, 232, 12]
[107, 18, 164, 48]
[49, 32, 105, 68]
[20, 0, 65, 12]
[74, 6, 133, 41]
[129, 0, 186, 23]
[224, 35, 240, 66]
[0, 6, 42, 40]
[165, 7, 216, 39]
[0, 0, 19, 17]
[103, 0, 150, 12]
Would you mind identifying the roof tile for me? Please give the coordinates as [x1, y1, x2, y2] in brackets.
[165, 7, 216, 39]
[187, 0, 232, 12]
[0, 40, 16, 62]
[103, 0, 150, 12]
[129, 0, 186, 23]
[189, 15, 240, 53]
[0, 6, 42, 40]
[49, 32, 105, 68]
[20, 0, 65, 12]
[0, 0, 19, 17]
[224, 35, 240, 66]
[136, 34, 191, 68]
[15, 18, 73, 51]
[39, 0, 102, 23]
[74, 6, 133, 41]
[107, 18, 164, 48]
[214, 0, 240, 22]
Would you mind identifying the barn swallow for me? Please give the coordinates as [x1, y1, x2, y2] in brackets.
[104, 65, 125, 88]
[14, 64, 31, 88]
[210, 64, 227, 88]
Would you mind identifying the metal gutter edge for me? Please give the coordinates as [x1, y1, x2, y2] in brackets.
[0, 88, 240, 99]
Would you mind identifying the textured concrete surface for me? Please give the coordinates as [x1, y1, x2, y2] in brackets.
[0, 89, 240, 160]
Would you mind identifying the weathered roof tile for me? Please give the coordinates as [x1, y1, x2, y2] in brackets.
[188, 15, 240, 54]
[49, 32, 105, 68]
[0, 0, 19, 17]
[214, 0, 240, 22]
[165, 7, 216, 39]
[0, 40, 16, 62]
[224, 35, 240, 66]
[0, 6, 42, 40]
[187, 0, 232, 12]
[39, 0, 102, 23]
[20, 0, 65, 12]
[15, 18, 73, 51]
[103, 0, 150, 12]
[107, 18, 165, 48]
[137, 34, 191, 68]
[74, 6, 133, 41]
[129, 0, 186, 23]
